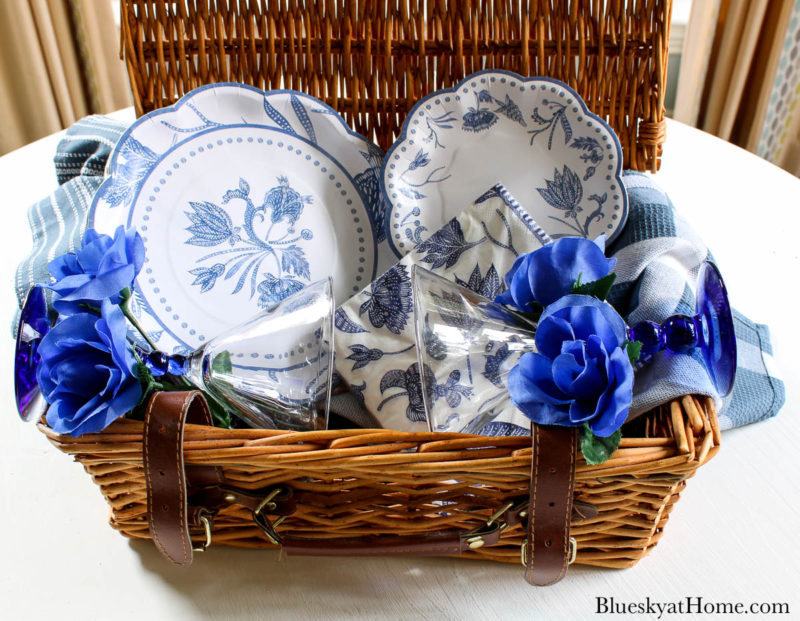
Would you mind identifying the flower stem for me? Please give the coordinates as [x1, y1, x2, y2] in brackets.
[120, 293, 157, 350]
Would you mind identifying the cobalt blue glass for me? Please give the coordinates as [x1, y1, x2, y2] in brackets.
[627, 262, 736, 396]
[14, 286, 51, 421]
[141, 350, 187, 377]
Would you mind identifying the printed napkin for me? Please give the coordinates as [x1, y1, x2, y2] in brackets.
[333, 184, 550, 433]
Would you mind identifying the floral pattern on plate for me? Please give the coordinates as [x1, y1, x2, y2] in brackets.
[334, 184, 550, 433]
[99, 125, 374, 361]
[184, 175, 315, 307]
[382, 70, 627, 256]
[90, 83, 394, 269]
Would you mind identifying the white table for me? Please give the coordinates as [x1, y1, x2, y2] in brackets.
[1, 115, 798, 620]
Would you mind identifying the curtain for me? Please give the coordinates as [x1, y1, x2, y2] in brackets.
[673, 0, 800, 177]
[750, 0, 800, 176]
[0, 0, 130, 155]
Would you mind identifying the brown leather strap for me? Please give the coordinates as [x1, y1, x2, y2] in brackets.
[282, 524, 503, 557]
[525, 424, 579, 586]
[141, 391, 589, 576]
[143, 391, 223, 567]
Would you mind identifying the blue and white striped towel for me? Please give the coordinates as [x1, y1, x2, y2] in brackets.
[13, 116, 126, 311]
[13, 117, 785, 430]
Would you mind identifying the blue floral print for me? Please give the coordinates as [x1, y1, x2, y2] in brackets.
[184, 176, 314, 306]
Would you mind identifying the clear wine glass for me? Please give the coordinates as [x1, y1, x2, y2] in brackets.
[140, 277, 335, 431]
[412, 267, 537, 433]
[413, 263, 736, 433]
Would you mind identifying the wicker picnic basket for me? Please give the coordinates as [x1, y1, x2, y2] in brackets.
[39, 0, 717, 579]
[41, 395, 719, 569]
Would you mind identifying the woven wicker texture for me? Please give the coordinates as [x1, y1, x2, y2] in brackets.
[39, 0, 707, 570]
[120, 0, 671, 172]
[42, 395, 719, 568]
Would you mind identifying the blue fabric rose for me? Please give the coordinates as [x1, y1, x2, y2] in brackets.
[508, 295, 633, 437]
[47, 226, 144, 315]
[495, 236, 616, 311]
[36, 300, 141, 437]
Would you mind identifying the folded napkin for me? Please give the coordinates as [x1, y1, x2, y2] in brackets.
[333, 184, 550, 433]
[608, 172, 785, 430]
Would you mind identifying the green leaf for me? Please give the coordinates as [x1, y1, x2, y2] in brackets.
[126, 365, 232, 428]
[78, 302, 102, 315]
[211, 351, 233, 375]
[127, 362, 163, 420]
[572, 272, 617, 301]
[205, 393, 233, 428]
[135, 362, 163, 398]
[518, 301, 544, 325]
[579, 423, 622, 465]
[623, 339, 643, 365]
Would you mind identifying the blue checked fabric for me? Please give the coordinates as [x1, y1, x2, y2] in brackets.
[608, 172, 785, 430]
[13, 117, 784, 430]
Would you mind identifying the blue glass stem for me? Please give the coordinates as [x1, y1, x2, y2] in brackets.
[628, 315, 703, 359]
[626, 262, 736, 397]
[694, 262, 736, 396]
[139, 349, 190, 378]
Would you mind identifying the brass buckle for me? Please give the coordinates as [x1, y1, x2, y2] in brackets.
[192, 511, 213, 552]
[486, 500, 515, 528]
[252, 486, 290, 545]
[568, 536, 577, 565]
[464, 522, 502, 550]
[520, 537, 577, 566]
[465, 499, 524, 550]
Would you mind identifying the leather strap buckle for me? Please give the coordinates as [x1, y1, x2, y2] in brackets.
[487, 500, 516, 528]
[521, 536, 577, 567]
[144, 391, 224, 567]
[192, 510, 213, 552]
[463, 521, 504, 550]
[524, 424, 579, 586]
[252, 486, 292, 545]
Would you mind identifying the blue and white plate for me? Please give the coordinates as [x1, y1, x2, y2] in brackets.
[382, 70, 627, 256]
[91, 83, 394, 267]
[92, 124, 375, 355]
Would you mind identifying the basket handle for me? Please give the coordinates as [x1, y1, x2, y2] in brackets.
[281, 525, 506, 556]
[143, 392, 581, 584]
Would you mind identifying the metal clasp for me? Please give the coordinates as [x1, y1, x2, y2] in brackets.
[252, 486, 290, 545]
[192, 511, 213, 552]
[464, 499, 526, 550]
[520, 537, 577, 566]
[486, 500, 515, 528]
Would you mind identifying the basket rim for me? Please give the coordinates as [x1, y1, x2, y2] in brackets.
[38, 394, 721, 474]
